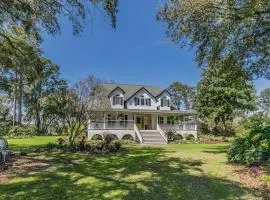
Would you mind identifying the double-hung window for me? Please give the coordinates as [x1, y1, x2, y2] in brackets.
[134, 97, 140, 106]
[140, 96, 145, 105]
[145, 98, 151, 106]
[161, 98, 170, 107]
[135, 96, 151, 106]
[112, 94, 123, 105]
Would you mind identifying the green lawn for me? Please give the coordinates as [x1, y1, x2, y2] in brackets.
[1, 137, 260, 200]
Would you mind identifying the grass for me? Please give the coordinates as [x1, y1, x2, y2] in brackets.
[8, 136, 59, 151]
[0, 137, 261, 200]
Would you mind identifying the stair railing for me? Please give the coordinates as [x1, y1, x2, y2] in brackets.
[134, 124, 143, 144]
[157, 124, 168, 143]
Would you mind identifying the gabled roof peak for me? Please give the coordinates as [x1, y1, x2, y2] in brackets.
[103, 83, 164, 101]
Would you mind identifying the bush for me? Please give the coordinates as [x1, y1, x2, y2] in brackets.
[174, 134, 183, 141]
[43, 135, 124, 154]
[103, 134, 118, 144]
[92, 134, 103, 140]
[165, 130, 184, 143]
[198, 119, 235, 136]
[186, 134, 195, 140]
[6, 125, 35, 138]
[235, 113, 270, 137]
[122, 134, 133, 141]
[228, 125, 270, 165]
[166, 130, 176, 142]
[198, 134, 234, 144]
[46, 142, 60, 152]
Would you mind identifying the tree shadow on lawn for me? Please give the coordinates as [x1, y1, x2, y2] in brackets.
[0, 146, 260, 200]
[201, 145, 229, 154]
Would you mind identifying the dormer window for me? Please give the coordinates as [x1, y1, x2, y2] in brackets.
[146, 98, 151, 106]
[135, 97, 140, 106]
[161, 97, 170, 107]
[113, 94, 123, 105]
[134, 96, 151, 106]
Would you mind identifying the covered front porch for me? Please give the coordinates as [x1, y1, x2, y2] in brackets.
[88, 110, 197, 144]
[89, 110, 196, 130]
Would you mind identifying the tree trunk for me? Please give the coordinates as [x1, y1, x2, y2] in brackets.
[12, 71, 18, 126]
[13, 93, 17, 126]
[18, 73, 23, 125]
[35, 83, 42, 134]
[36, 109, 41, 134]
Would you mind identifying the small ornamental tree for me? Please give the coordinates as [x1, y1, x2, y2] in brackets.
[60, 75, 109, 145]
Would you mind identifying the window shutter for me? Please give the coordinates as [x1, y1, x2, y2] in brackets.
[148, 99, 151, 106]
[113, 96, 116, 105]
[120, 97, 123, 105]
[161, 99, 163, 107]
[135, 98, 138, 106]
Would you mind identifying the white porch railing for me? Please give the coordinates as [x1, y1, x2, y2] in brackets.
[157, 124, 168, 142]
[159, 123, 197, 131]
[134, 124, 143, 143]
[90, 120, 134, 130]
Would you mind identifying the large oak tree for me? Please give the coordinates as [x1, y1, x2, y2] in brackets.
[158, 0, 270, 79]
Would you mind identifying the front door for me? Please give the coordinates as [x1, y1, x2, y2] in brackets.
[136, 115, 152, 130]
[136, 116, 144, 130]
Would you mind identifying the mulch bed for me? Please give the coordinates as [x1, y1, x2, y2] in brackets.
[236, 165, 270, 199]
[0, 156, 50, 184]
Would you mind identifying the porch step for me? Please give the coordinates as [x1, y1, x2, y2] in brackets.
[139, 130, 167, 145]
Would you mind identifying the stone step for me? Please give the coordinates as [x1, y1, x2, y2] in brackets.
[139, 130, 167, 145]
[140, 133, 161, 137]
[139, 130, 159, 133]
[142, 134, 164, 138]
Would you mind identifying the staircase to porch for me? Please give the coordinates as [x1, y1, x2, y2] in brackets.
[140, 130, 167, 145]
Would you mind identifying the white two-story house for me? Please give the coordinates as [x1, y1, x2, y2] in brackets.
[88, 83, 197, 144]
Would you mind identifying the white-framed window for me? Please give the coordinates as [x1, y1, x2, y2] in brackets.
[158, 116, 164, 124]
[140, 95, 145, 105]
[112, 94, 123, 105]
[146, 98, 151, 106]
[134, 97, 140, 106]
[134, 96, 151, 106]
[161, 97, 170, 107]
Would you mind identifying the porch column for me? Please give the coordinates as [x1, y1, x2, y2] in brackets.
[156, 114, 158, 128]
[103, 113, 106, 130]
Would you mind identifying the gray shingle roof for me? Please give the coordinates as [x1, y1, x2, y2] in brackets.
[103, 83, 164, 101]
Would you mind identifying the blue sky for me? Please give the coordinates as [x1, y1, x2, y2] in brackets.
[41, 0, 269, 92]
